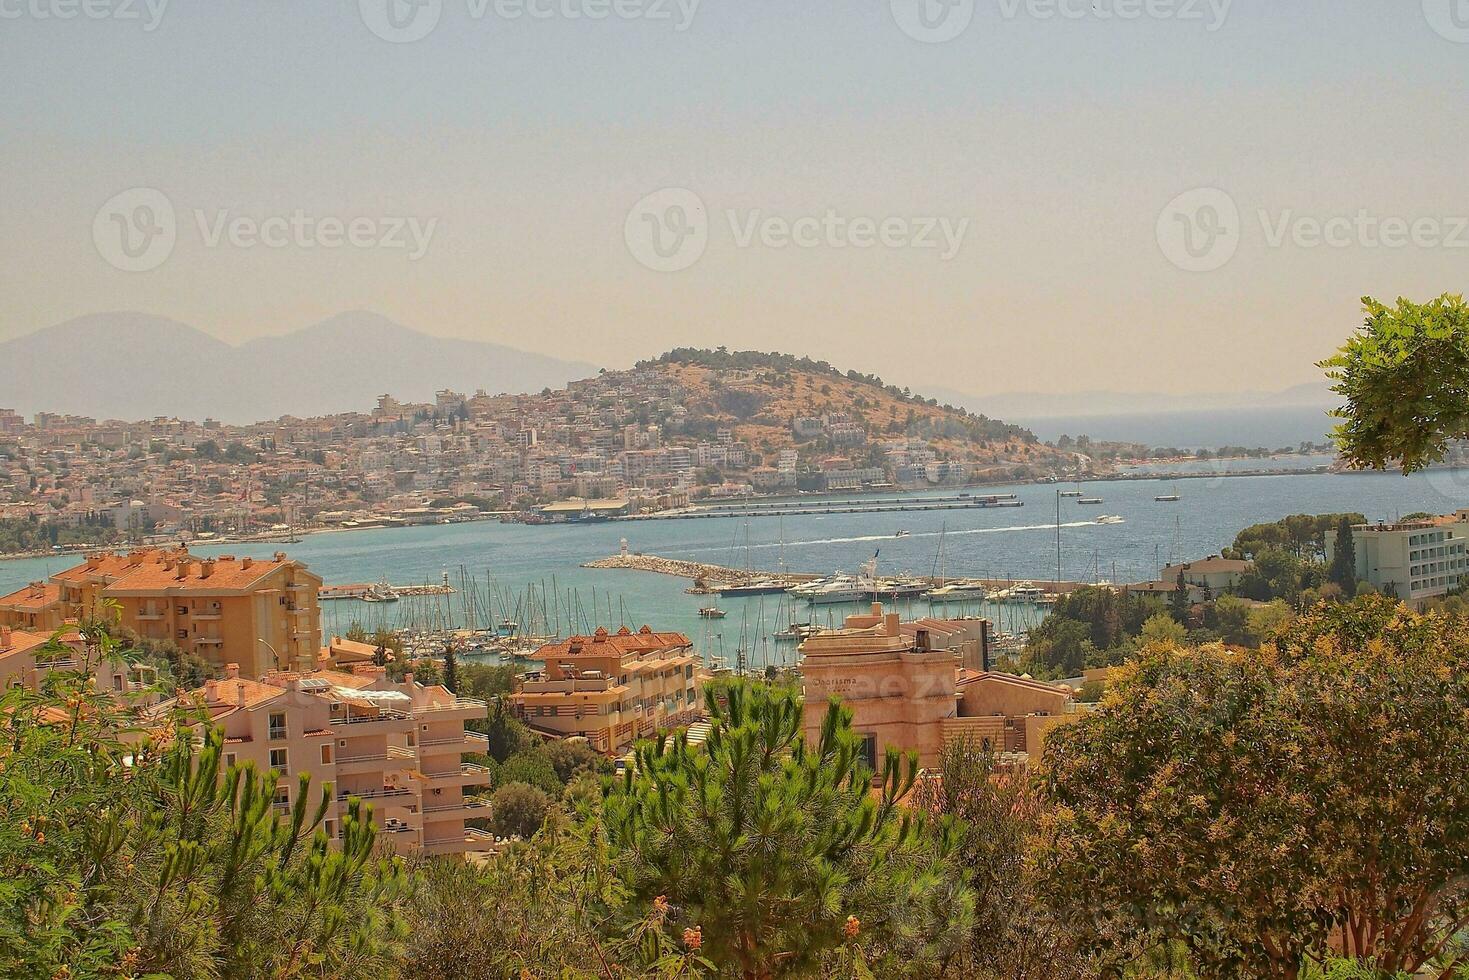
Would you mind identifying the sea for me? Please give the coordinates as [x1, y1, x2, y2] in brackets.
[4, 462, 1465, 671]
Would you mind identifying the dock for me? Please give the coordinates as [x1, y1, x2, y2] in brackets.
[583, 552, 1095, 597]
[616, 493, 1024, 522]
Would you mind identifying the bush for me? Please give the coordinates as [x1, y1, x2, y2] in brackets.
[541, 738, 609, 784]
[496, 749, 561, 796]
[488, 782, 551, 839]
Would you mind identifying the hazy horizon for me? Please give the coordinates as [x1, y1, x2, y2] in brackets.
[6, 2, 1469, 397]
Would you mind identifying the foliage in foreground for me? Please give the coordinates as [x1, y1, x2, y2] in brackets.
[0, 620, 406, 979]
[599, 683, 975, 979]
[1322, 292, 1469, 472]
[1037, 595, 1469, 980]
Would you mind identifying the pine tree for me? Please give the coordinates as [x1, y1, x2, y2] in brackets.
[1171, 570, 1192, 624]
[443, 643, 459, 693]
[1329, 517, 1358, 597]
[599, 682, 974, 978]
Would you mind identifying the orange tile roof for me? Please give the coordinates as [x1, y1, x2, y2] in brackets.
[103, 555, 293, 593]
[0, 582, 61, 609]
[532, 625, 692, 662]
[197, 677, 289, 709]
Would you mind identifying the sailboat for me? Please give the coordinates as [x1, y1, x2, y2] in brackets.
[923, 524, 987, 602]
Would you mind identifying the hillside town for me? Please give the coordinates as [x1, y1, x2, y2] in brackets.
[0, 356, 1077, 554]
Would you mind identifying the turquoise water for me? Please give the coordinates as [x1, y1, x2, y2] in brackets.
[3, 471, 1459, 665]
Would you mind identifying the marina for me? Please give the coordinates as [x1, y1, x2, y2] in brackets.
[4, 470, 1466, 672]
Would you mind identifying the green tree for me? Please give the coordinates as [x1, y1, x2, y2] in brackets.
[442, 643, 459, 694]
[1139, 612, 1187, 647]
[1036, 641, 1322, 979]
[1322, 293, 1469, 472]
[1170, 570, 1192, 623]
[1327, 517, 1358, 597]
[488, 782, 552, 839]
[0, 619, 408, 979]
[599, 683, 974, 979]
[914, 739, 1101, 979]
[497, 749, 562, 796]
[1039, 597, 1469, 979]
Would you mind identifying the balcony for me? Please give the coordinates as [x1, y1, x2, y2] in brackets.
[411, 698, 487, 722]
[330, 709, 414, 735]
[421, 762, 492, 788]
[422, 796, 491, 817]
[335, 752, 389, 775]
[418, 731, 489, 753]
[194, 636, 224, 646]
[337, 785, 418, 803]
[134, 611, 164, 621]
[419, 827, 495, 856]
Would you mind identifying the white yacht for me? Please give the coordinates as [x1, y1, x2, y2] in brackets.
[1003, 582, 1047, 603]
[924, 579, 989, 602]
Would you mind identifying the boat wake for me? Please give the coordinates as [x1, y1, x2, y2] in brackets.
[663, 520, 1107, 556]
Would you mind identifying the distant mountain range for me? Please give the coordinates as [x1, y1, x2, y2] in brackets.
[928, 383, 1336, 421]
[0, 312, 597, 424]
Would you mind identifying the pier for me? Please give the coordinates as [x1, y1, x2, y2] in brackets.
[583, 552, 1095, 597]
[616, 493, 1024, 522]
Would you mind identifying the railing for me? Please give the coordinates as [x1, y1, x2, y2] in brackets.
[336, 752, 389, 766]
[424, 762, 491, 780]
[422, 797, 490, 814]
[412, 698, 486, 717]
[332, 709, 411, 726]
[337, 786, 416, 801]
[418, 731, 488, 748]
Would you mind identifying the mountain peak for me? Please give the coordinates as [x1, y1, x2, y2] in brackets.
[0, 312, 596, 423]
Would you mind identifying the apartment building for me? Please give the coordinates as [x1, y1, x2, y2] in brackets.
[512, 626, 700, 755]
[0, 548, 323, 678]
[0, 624, 157, 699]
[176, 663, 492, 857]
[800, 604, 1084, 769]
[1326, 516, 1469, 608]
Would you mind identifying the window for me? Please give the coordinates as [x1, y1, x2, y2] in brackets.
[268, 712, 287, 740]
[112, 674, 124, 690]
[324, 819, 336, 838]
[320, 745, 332, 765]
[224, 752, 236, 769]
[859, 734, 877, 772]
[269, 748, 288, 773]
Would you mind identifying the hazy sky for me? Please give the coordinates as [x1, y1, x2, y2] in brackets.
[4, 1, 1469, 397]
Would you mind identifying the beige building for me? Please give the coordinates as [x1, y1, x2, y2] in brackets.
[0, 624, 157, 701]
[1326, 517, 1469, 608]
[1159, 556, 1252, 593]
[0, 548, 323, 678]
[171, 663, 492, 857]
[512, 626, 700, 754]
[800, 604, 1084, 768]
